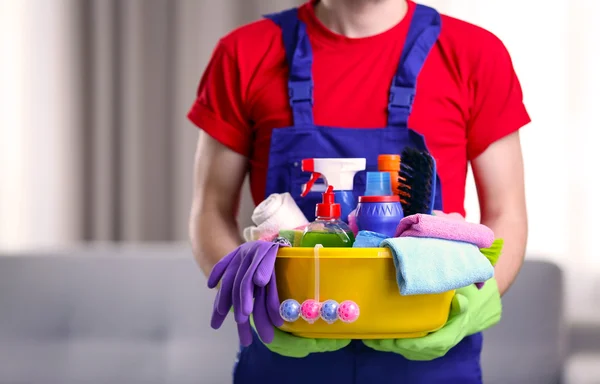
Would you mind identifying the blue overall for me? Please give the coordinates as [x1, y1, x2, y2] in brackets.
[234, 4, 483, 383]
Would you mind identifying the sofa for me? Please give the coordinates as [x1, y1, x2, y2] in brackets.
[0, 245, 571, 383]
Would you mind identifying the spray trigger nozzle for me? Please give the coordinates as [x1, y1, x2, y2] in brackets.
[302, 172, 322, 197]
[322, 185, 334, 202]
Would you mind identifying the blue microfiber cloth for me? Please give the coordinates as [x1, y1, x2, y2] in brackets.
[353, 231, 388, 248]
[380, 237, 494, 295]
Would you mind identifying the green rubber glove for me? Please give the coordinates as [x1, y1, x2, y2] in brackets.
[480, 239, 504, 266]
[362, 278, 502, 361]
[250, 317, 351, 358]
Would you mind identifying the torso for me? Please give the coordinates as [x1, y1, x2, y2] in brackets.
[221, 0, 496, 216]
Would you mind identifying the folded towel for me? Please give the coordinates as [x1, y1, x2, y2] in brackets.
[432, 210, 465, 221]
[381, 237, 495, 295]
[353, 231, 387, 248]
[395, 214, 494, 248]
[243, 193, 309, 242]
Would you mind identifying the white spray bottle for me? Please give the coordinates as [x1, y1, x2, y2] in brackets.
[301, 158, 366, 223]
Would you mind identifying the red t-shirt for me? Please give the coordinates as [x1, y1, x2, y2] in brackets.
[188, 0, 530, 217]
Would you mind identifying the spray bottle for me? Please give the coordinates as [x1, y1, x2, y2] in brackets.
[300, 186, 355, 248]
[301, 158, 366, 223]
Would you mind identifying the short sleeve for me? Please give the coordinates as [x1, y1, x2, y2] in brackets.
[466, 33, 531, 160]
[187, 40, 251, 157]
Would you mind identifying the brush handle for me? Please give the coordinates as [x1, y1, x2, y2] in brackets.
[428, 157, 437, 215]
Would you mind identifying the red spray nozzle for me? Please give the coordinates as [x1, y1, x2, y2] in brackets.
[301, 172, 321, 197]
[316, 185, 340, 219]
[322, 185, 334, 202]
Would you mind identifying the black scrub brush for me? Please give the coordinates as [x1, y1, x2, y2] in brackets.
[397, 147, 436, 216]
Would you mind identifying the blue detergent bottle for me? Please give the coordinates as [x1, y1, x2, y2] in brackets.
[355, 172, 404, 238]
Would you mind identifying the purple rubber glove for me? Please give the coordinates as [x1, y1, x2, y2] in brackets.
[207, 241, 284, 346]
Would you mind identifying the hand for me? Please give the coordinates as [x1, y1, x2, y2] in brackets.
[362, 278, 502, 361]
[207, 241, 284, 346]
[251, 317, 351, 358]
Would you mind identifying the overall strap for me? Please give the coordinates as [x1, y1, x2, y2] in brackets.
[264, 9, 315, 126]
[388, 4, 441, 128]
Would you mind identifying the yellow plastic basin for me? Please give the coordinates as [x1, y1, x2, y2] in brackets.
[275, 247, 454, 339]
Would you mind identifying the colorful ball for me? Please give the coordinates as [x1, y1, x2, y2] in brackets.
[319, 300, 339, 324]
[300, 299, 321, 323]
[338, 300, 360, 323]
[279, 299, 301, 322]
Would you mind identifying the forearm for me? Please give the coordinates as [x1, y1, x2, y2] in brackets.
[481, 212, 528, 296]
[189, 202, 244, 277]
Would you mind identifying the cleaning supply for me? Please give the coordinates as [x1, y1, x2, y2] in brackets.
[381, 237, 494, 295]
[395, 213, 495, 249]
[378, 154, 401, 196]
[277, 229, 304, 247]
[337, 300, 360, 323]
[258, 224, 308, 243]
[275, 246, 455, 339]
[473, 238, 504, 290]
[207, 241, 283, 346]
[352, 230, 387, 248]
[253, 243, 355, 358]
[273, 237, 292, 247]
[429, 210, 498, 288]
[347, 208, 359, 236]
[280, 299, 302, 322]
[355, 172, 404, 237]
[243, 192, 309, 242]
[364, 171, 393, 195]
[319, 300, 340, 324]
[362, 278, 502, 361]
[480, 238, 504, 266]
[301, 158, 366, 223]
[300, 186, 355, 248]
[432, 210, 465, 220]
[397, 148, 436, 216]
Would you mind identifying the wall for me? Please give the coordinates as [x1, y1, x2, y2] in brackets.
[0, 0, 83, 247]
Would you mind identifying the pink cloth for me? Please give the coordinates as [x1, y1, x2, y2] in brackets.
[258, 230, 280, 242]
[347, 209, 359, 237]
[432, 210, 465, 221]
[395, 214, 495, 248]
[258, 224, 309, 242]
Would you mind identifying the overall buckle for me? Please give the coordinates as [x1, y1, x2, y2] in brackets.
[288, 80, 314, 106]
[388, 85, 415, 112]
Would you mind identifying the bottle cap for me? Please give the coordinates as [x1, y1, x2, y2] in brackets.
[316, 185, 341, 219]
[378, 154, 400, 172]
[364, 172, 392, 196]
[358, 195, 400, 203]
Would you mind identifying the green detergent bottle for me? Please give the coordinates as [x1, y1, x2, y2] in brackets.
[300, 185, 355, 248]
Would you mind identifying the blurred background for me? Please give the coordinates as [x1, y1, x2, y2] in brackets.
[0, 0, 598, 383]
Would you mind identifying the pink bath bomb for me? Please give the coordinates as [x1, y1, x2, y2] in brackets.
[300, 299, 321, 323]
[338, 300, 360, 323]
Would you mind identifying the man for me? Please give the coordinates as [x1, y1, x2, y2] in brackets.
[188, 0, 529, 382]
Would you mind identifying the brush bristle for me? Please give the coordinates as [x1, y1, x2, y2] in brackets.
[397, 147, 435, 216]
